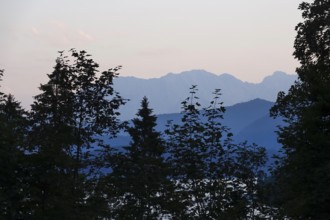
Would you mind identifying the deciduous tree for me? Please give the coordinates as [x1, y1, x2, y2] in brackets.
[28, 50, 125, 218]
[166, 87, 267, 219]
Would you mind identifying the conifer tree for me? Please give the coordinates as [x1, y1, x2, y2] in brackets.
[108, 97, 169, 219]
[0, 71, 29, 219]
[270, 0, 330, 218]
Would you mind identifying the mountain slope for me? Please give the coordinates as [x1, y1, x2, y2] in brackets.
[236, 115, 284, 156]
[110, 99, 282, 159]
[114, 70, 296, 119]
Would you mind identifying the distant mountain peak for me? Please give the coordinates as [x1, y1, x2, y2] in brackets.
[163, 69, 217, 78]
[273, 70, 289, 75]
[218, 73, 241, 81]
[250, 98, 273, 102]
[229, 98, 273, 108]
[262, 71, 297, 83]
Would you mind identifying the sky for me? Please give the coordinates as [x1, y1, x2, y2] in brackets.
[0, 0, 311, 107]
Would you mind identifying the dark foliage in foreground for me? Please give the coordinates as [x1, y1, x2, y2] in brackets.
[1, 1, 329, 217]
[0, 63, 268, 219]
[270, 0, 330, 219]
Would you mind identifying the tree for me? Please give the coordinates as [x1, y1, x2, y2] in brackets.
[270, 0, 330, 219]
[165, 87, 267, 219]
[233, 142, 267, 219]
[0, 69, 3, 97]
[0, 70, 29, 219]
[28, 54, 80, 219]
[165, 85, 211, 218]
[28, 50, 125, 219]
[108, 97, 169, 219]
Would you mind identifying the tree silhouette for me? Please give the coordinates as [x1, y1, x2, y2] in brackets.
[28, 50, 125, 219]
[0, 90, 29, 219]
[165, 86, 267, 218]
[108, 97, 169, 219]
[270, 0, 330, 218]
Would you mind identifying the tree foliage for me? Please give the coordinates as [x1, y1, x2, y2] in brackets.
[166, 86, 267, 219]
[0, 89, 29, 219]
[0, 52, 270, 219]
[270, 0, 330, 219]
[108, 97, 169, 219]
[27, 50, 125, 218]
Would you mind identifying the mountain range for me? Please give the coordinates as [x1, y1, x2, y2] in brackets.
[114, 69, 297, 119]
[108, 70, 295, 165]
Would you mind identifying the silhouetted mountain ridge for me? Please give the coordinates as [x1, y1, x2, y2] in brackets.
[114, 70, 296, 119]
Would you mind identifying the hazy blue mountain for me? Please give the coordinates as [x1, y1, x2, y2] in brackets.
[114, 70, 296, 119]
[236, 115, 284, 157]
[155, 98, 274, 134]
[110, 99, 282, 160]
[220, 98, 275, 134]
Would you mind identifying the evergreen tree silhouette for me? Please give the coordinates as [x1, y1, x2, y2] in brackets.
[0, 88, 29, 219]
[108, 97, 169, 219]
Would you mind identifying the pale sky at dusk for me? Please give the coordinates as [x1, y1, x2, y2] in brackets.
[0, 0, 311, 107]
